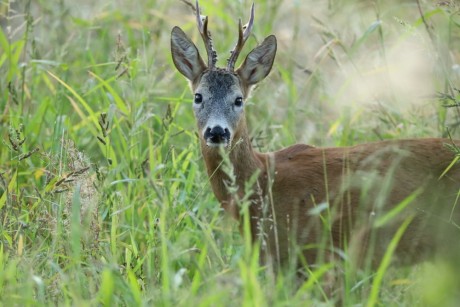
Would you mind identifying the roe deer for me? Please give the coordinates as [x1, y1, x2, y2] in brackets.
[171, 1, 460, 272]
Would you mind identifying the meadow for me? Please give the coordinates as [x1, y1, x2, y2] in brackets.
[0, 0, 459, 305]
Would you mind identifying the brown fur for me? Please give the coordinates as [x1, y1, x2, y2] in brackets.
[201, 127, 460, 268]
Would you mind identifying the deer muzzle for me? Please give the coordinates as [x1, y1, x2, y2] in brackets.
[204, 126, 231, 147]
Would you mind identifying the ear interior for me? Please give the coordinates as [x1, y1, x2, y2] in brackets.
[171, 26, 207, 81]
[236, 35, 277, 86]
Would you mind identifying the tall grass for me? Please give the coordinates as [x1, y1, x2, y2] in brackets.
[0, 0, 459, 305]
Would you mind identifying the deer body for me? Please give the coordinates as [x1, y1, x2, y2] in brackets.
[261, 139, 460, 266]
[171, 2, 460, 270]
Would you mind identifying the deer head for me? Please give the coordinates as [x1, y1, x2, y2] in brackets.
[171, 1, 277, 148]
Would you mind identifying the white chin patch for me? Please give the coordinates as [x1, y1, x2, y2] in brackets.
[206, 140, 229, 148]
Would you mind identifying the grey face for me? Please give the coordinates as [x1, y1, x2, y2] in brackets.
[193, 70, 244, 148]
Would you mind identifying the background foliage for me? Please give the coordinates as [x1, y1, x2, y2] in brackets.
[0, 0, 459, 305]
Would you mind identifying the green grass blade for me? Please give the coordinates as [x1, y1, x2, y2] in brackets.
[366, 216, 414, 307]
[374, 188, 422, 228]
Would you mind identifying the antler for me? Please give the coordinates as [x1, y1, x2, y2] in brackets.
[195, 0, 217, 69]
[227, 3, 255, 72]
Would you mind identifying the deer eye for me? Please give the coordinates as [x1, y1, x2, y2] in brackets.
[235, 97, 243, 107]
[194, 93, 203, 104]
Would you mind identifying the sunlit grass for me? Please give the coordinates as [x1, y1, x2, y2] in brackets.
[0, 0, 459, 305]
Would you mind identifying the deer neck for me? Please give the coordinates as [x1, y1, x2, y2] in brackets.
[200, 120, 265, 219]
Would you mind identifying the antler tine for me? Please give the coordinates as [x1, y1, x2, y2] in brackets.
[227, 3, 255, 72]
[195, 0, 217, 68]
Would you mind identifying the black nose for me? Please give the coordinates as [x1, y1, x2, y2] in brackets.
[204, 126, 230, 144]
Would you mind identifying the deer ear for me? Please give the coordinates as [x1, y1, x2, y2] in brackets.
[171, 26, 207, 81]
[236, 35, 277, 85]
